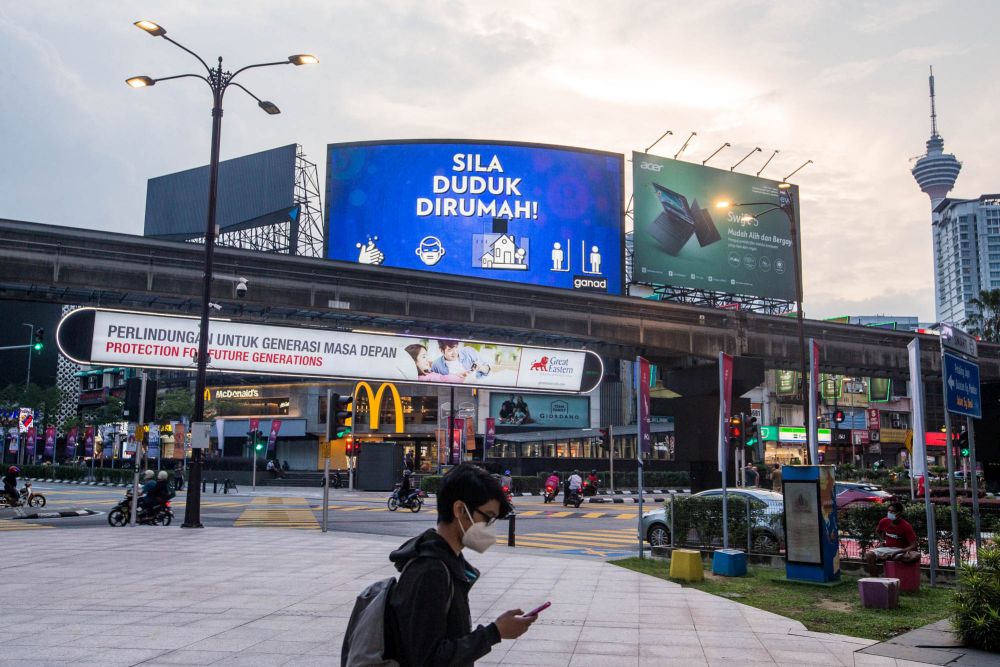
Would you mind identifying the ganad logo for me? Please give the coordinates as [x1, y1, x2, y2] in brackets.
[639, 162, 663, 172]
[529, 355, 574, 375]
[573, 275, 607, 292]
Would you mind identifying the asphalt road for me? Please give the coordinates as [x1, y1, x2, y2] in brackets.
[1, 483, 653, 558]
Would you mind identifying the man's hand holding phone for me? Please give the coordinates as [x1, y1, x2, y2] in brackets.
[494, 602, 548, 640]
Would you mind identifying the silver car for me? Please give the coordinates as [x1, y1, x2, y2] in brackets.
[641, 488, 785, 553]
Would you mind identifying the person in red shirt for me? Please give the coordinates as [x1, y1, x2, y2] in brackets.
[864, 501, 919, 576]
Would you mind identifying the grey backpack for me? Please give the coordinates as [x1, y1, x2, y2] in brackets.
[342, 559, 452, 667]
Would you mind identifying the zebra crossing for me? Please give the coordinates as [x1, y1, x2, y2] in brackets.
[233, 496, 319, 529]
[502, 527, 641, 557]
[0, 521, 54, 531]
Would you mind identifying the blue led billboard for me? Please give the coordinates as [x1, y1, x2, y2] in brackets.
[325, 140, 624, 293]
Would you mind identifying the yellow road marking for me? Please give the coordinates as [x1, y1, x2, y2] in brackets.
[613, 513, 638, 519]
[0, 522, 54, 531]
[582, 512, 604, 519]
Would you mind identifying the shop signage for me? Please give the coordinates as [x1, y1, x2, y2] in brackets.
[866, 408, 880, 430]
[58, 308, 603, 395]
[879, 428, 907, 445]
[778, 427, 831, 444]
[353, 382, 404, 433]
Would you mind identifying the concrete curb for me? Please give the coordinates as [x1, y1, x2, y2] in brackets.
[13, 509, 98, 520]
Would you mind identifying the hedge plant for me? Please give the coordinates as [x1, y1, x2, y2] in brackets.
[952, 539, 1000, 652]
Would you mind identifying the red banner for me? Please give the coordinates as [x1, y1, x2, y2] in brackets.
[637, 356, 651, 459]
[866, 408, 880, 431]
[83, 426, 95, 457]
[267, 419, 282, 455]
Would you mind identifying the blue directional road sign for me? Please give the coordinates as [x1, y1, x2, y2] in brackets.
[943, 352, 981, 419]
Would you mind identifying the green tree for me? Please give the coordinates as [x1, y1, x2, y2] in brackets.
[156, 388, 193, 422]
[83, 396, 124, 425]
[0, 383, 61, 426]
[964, 289, 1000, 343]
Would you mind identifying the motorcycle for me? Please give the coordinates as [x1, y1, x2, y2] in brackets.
[107, 490, 173, 526]
[583, 479, 599, 497]
[21, 482, 45, 507]
[563, 488, 583, 509]
[543, 485, 557, 504]
[0, 482, 45, 509]
[501, 484, 513, 504]
[387, 486, 424, 512]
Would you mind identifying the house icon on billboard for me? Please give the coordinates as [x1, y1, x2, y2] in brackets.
[480, 234, 528, 270]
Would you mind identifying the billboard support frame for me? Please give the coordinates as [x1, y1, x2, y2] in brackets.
[638, 284, 795, 315]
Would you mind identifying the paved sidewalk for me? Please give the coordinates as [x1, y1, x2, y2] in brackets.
[0, 528, 932, 666]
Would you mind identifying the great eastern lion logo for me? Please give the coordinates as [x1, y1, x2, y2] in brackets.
[530, 357, 549, 371]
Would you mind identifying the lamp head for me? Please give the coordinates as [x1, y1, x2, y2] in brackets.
[715, 200, 731, 209]
[126, 76, 155, 88]
[258, 100, 281, 115]
[288, 54, 318, 66]
[134, 20, 166, 37]
[778, 182, 792, 190]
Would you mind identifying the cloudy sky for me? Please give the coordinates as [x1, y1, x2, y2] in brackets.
[2, 1, 996, 322]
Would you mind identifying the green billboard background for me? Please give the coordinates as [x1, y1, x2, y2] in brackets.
[632, 152, 800, 301]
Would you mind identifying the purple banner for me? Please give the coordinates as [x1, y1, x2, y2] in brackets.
[452, 418, 465, 465]
[26, 426, 36, 458]
[83, 426, 95, 457]
[7, 429, 17, 454]
[65, 426, 79, 459]
[44, 426, 56, 458]
[636, 356, 651, 458]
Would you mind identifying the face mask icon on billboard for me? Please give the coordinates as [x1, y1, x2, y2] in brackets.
[415, 236, 446, 266]
[356, 235, 385, 265]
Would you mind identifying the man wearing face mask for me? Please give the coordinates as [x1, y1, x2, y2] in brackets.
[384, 463, 535, 666]
[864, 501, 919, 577]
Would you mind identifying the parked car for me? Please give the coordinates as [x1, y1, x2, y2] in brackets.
[641, 488, 785, 553]
[834, 481, 894, 507]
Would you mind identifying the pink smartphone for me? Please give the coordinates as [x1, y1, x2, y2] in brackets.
[525, 601, 551, 616]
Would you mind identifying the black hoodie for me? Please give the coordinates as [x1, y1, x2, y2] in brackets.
[385, 529, 500, 666]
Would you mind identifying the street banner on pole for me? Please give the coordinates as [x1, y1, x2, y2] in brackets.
[18, 407, 33, 433]
[174, 422, 187, 458]
[26, 426, 35, 458]
[64, 426, 78, 459]
[249, 418, 260, 433]
[267, 419, 282, 455]
[636, 356, 651, 459]
[907, 339, 927, 477]
[215, 418, 225, 456]
[485, 418, 495, 451]
[44, 426, 56, 458]
[7, 428, 17, 453]
[718, 352, 733, 472]
[808, 339, 820, 465]
[83, 426, 94, 457]
[452, 418, 465, 463]
[147, 425, 160, 459]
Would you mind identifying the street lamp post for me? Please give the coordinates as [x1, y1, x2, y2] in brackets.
[128, 20, 316, 528]
[22, 323, 34, 389]
[716, 187, 810, 458]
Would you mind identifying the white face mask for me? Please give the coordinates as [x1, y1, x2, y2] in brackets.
[460, 505, 497, 553]
[887, 512, 897, 521]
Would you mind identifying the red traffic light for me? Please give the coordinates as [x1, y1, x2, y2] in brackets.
[833, 409, 845, 424]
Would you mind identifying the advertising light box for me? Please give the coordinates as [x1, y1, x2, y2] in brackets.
[57, 309, 603, 395]
[632, 152, 799, 301]
[489, 393, 590, 430]
[326, 140, 624, 293]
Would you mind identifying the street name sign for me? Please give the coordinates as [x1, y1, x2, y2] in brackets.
[942, 351, 982, 419]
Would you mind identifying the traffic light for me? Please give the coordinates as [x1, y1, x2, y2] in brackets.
[345, 436, 356, 457]
[123, 377, 157, 422]
[728, 414, 744, 448]
[330, 392, 353, 439]
[959, 430, 970, 458]
[598, 428, 610, 451]
[254, 429, 264, 452]
[833, 409, 845, 424]
[744, 416, 759, 448]
[32, 328, 44, 352]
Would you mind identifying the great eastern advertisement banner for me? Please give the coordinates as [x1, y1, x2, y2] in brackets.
[58, 308, 603, 395]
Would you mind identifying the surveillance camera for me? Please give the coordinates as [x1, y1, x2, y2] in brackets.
[235, 277, 248, 299]
[208, 302, 223, 311]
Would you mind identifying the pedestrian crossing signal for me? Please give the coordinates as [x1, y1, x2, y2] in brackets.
[959, 431, 970, 457]
[729, 415, 743, 448]
[744, 416, 759, 448]
[32, 328, 44, 352]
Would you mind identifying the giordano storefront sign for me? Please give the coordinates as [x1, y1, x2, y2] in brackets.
[351, 382, 404, 434]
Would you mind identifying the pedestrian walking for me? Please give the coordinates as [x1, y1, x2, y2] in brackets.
[342, 463, 536, 665]
[173, 463, 184, 491]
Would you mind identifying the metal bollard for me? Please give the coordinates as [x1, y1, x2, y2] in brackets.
[224, 479, 230, 494]
[201, 478, 206, 492]
[746, 498, 752, 554]
[213, 478, 218, 494]
[507, 513, 516, 547]
[668, 491, 675, 548]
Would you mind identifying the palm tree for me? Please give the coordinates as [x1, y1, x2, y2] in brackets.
[964, 289, 1000, 342]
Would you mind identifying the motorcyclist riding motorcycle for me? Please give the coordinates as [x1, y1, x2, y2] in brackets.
[398, 469, 418, 504]
[137, 470, 157, 515]
[564, 470, 583, 507]
[153, 471, 175, 508]
[3, 466, 19, 507]
[584, 469, 600, 496]
[544, 471, 560, 503]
